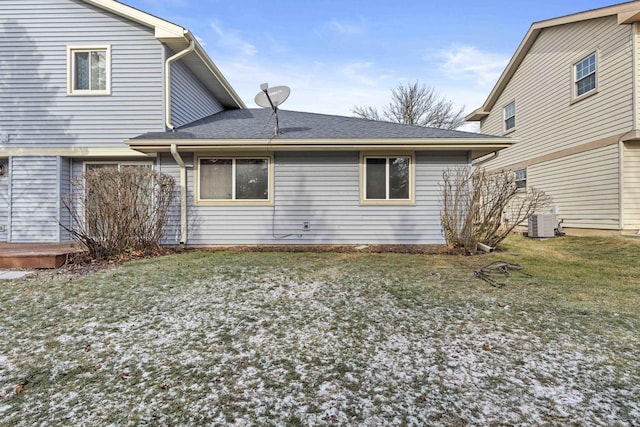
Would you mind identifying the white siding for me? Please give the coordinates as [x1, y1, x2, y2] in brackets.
[159, 151, 468, 245]
[0, 0, 165, 148]
[529, 144, 620, 229]
[9, 157, 61, 242]
[623, 142, 640, 229]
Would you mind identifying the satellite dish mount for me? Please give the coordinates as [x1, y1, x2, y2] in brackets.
[255, 83, 291, 136]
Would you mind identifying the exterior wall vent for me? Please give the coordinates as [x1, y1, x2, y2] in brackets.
[528, 214, 556, 238]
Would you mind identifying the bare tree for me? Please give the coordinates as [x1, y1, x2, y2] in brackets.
[441, 167, 551, 252]
[352, 81, 466, 129]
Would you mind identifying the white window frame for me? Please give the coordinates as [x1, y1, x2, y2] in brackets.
[67, 46, 111, 96]
[515, 168, 527, 189]
[196, 155, 273, 206]
[360, 153, 415, 205]
[503, 101, 516, 133]
[573, 52, 597, 101]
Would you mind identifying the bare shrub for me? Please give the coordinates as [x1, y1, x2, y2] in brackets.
[441, 167, 551, 252]
[61, 167, 175, 260]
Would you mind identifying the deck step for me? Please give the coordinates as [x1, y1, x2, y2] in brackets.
[0, 243, 85, 269]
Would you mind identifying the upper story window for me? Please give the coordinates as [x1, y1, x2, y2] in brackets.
[67, 46, 111, 95]
[514, 168, 527, 189]
[574, 52, 597, 98]
[503, 101, 516, 132]
[361, 154, 414, 205]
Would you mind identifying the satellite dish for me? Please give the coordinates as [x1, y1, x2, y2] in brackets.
[255, 85, 291, 108]
[254, 83, 291, 136]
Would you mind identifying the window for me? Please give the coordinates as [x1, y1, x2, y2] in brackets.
[574, 53, 597, 98]
[362, 155, 414, 204]
[504, 101, 516, 132]
[68, 46, 111, 95]
[515, 168, 527, 189]
[198, 157, 271, 204]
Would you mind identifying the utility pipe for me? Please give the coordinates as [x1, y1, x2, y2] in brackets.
[164, 39, 195, 131]
[171, 144, 188, 244]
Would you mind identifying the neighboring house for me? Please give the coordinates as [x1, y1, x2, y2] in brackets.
[0, 0, 511, 246]
[467, 1, 640, 234]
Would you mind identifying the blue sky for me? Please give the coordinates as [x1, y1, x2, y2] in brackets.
[126, 0, 620, 126]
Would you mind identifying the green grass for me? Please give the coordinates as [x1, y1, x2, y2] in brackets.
[0, 235, 638, 425]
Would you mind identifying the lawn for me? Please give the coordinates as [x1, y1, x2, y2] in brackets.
[1, 236, 639, 426]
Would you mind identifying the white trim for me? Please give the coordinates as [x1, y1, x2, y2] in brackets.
[67, 45, 112, 96]
[572, 51, 598, 101]
[503, 100, 516, 134]
[83, 160, 153, 174]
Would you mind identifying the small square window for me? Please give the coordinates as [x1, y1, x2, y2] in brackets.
[574, 53, 597, 98]
[362, 155, 414, 204]
[504, 101, 516, 132]
[68, 46, 111, 95]
[515, 168, 527, 189]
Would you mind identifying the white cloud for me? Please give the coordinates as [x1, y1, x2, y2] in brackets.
[339, 61, 392, 87]
[327, 18, 366, 36]
[430, 45, 509, 87]
[210, 21, 257, 57]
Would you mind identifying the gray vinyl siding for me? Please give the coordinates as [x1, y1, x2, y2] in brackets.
[59, 157, 72, 242]
[9, 157, 61, 242]
[170, 56, 224, 128]
[160, 151, 467, 245]
[0, 0, 165, 148]
[528, 145, 620, 230]
[0, 159, 8, 242]
[623, 142, 640, 229]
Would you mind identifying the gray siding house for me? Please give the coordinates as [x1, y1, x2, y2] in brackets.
[1, 0, 511, 246]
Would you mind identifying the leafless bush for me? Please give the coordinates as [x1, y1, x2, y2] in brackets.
[61, 167, 175, 260]
[441, 167, 551, 252]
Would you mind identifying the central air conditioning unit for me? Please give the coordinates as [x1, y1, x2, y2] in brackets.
[528, 214, 556, 238]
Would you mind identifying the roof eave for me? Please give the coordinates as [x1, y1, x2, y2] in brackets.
[81, 0, 245, 110]
[125, 138, 516, 159]
[472, 1, 640, 116]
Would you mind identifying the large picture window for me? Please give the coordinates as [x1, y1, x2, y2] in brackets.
[362, 155, 414, 204]
[67, 46, 111, 95]
[198, 157, 271, 204]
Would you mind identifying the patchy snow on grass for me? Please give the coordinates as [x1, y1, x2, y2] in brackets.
[0, 252, 639, 425]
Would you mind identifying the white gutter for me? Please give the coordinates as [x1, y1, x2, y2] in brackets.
[171, 144, 188, 244]
[165, 38, 195, 131]
[472, 150, 500, 167]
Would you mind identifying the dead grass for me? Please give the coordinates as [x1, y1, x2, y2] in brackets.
[0, 235, 638, 425]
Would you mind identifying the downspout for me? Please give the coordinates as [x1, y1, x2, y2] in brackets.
[165, 38, 195, 131]
[171, 144, 188, 244]
[165, 38, 193, 244]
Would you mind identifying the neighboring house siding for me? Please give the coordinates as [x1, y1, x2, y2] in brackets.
[0, 0, 165, 148]
[483, 16, 634, 169]
[160, 151, 466, 245]
[9, 157, 60, 242]
[528, 145, 620, 229]
[170, 57, 224, 128]
[0, 161, 8, 242]
[623, 142, 640, 229]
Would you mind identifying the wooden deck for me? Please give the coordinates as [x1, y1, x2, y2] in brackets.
[0, 243, 86, 269]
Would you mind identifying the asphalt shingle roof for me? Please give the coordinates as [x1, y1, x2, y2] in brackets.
[132, 109, 501, 140]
